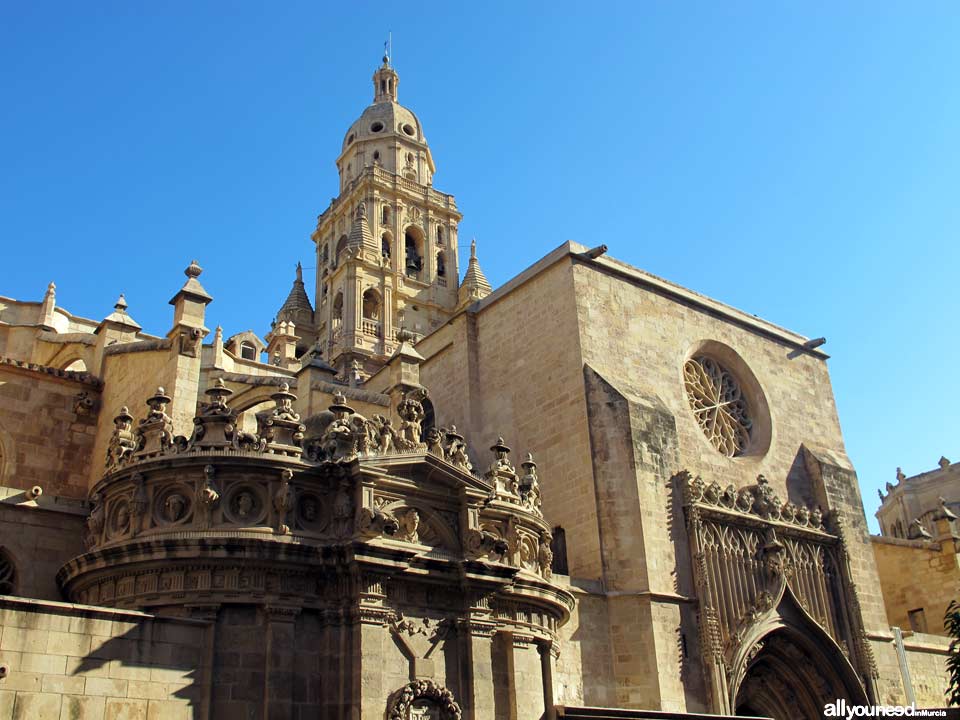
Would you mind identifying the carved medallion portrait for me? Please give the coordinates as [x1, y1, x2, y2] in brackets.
[224, 485, 266, 525]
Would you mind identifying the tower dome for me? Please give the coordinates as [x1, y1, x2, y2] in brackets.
[337, 57, 436, 189]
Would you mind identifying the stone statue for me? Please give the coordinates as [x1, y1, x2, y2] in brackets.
[519, 453, 542, 515]
[424, 426, 444, 458]
[485, 437, 518, 496]
[321, 392, 358, 461]
[399, 509, 420, 543]
[106, 406, 138, 470]
[444, 426, 472, 472]
[274, 469, 295, 534]
[396, 389, 427, 450]
[538, 530, 554, 579]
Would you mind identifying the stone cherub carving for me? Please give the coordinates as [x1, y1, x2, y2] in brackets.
[425, 426, 444, 457]
[396, 388, 428, 450]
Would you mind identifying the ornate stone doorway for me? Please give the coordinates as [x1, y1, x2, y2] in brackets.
[734, 627, 865, 720]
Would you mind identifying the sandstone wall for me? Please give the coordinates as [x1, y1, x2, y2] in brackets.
[902, 633, 952, 709]
[0, 503, 84, 601]
[0, 364, 99, 500]
[872, 535, 960, 636]
[0, 596, 208, 720]
[420, 257, 602, 581]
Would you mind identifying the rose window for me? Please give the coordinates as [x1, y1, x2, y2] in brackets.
[683, 356, 752, 457]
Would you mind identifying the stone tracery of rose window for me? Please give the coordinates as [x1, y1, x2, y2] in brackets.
[683, 355, 752, 457]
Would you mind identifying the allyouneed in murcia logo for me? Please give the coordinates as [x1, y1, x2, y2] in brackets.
[823, 700, 947, 718]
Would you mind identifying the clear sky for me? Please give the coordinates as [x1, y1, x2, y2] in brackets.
[1, 2, 957, 531]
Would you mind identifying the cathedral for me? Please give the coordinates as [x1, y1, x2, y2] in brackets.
[0, 55, 952, 720]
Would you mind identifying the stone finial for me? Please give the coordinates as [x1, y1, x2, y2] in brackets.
[40, 281, 57, 329]
[214, 326, 223, 344]
[896, 467, 906, 483]
[939, 456, 951, 470]
[185, 259, 203, 279]
[329, 390, 355, 415]
[295, 261, 303, 283]
[458, 238, 492, 310]
[115, 294, 128, 311]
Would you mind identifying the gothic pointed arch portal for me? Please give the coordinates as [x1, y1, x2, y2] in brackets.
[680, 472, 876, 717]
[731, 589, 869, 720]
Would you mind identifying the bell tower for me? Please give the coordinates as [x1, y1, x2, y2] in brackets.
[311, 56, 464, 377]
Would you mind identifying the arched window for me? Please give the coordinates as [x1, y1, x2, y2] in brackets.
[239, 342, 257, 361]
[335, 234, 348, 263]
[436, 251, 446, 277]
[436, 225, 444, 245]
[404, 227, 423, 278]
[381, 79, 386, 94]
[381, 232, 392, 260]
[332, 292, 344, 322]
[419, 398, 435, 442]
[63, 359, 87, 372]
[0, 548, 17, 595]
[362, 289, 382, 321]
[382, 205, 391, 225]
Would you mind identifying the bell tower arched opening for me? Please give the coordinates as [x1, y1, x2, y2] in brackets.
[404, 227, 424, 279]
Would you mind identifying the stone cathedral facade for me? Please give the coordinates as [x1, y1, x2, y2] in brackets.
[0, 57, 951, 719]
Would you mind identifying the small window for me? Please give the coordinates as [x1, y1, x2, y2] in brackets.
[371, 122, 384, 132]
[332, 292, 344, 321]
[380, 80, 386, 93]
[240, 342, 257, 361]
[907, 608, 927, 633]
[373, 150, 380, 161]
[436, 225, 444, 245]
[402, 123, 415, 137]
[551, 528, 569, 575]
[436, 251, 446, 277]
[362, 289, 381, 321]
[381, 232, 392, 259]
[347, 133, 355, 145]
[406, 152, 414, 165]
[382, 205, 391, 224]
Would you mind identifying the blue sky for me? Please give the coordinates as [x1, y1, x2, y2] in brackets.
[1, 2, 957, 531]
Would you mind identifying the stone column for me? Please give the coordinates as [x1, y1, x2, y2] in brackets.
[458, 618, 497, 720]
[511, 634, 544, 719]
[538, 640, 557, 720]
[263, 606, 300, 720]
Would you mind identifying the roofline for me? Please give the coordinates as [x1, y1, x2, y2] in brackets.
[424, 241, 829, 359]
